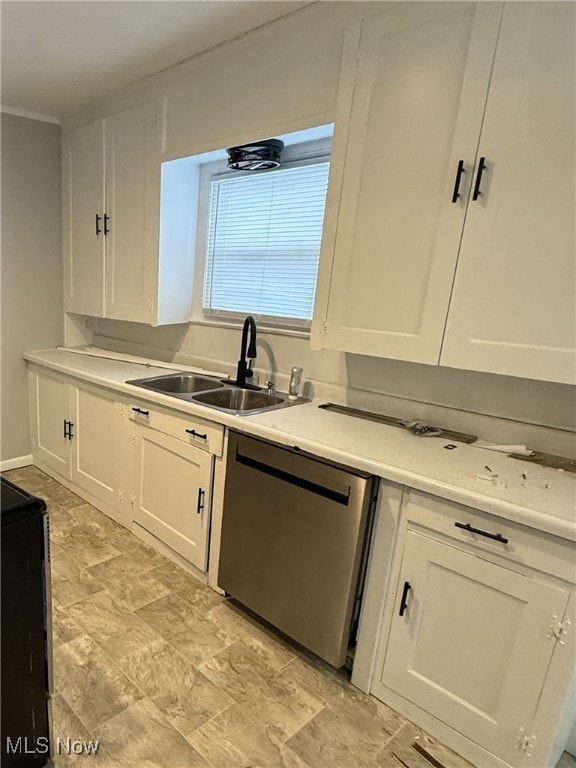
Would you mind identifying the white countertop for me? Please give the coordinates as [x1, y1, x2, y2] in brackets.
[24, 348, 576, 542]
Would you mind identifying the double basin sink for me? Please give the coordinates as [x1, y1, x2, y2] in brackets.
[126, 372, 303, 415]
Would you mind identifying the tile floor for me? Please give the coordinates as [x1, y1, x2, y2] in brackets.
[4, 465, 575, 768]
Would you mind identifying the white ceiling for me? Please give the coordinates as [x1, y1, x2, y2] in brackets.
[0, 1, 312, 120]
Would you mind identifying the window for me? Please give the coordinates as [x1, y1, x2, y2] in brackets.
[198, 142, 330, 329]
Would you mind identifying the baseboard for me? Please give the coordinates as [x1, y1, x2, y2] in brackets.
[0, 455, 33, 471]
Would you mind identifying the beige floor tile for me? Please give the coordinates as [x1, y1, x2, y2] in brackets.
[199, 640, 324, 740]
[188, 703, 313, 768]
[47, 503, 78, 535]
[286, 688, 404, 768]
[92, 698, 209, 768]
[281, 652, 352, 702]
[136, 592, 233, 666]
[105, 528, 169, 570]
[148, 560, 225, 612]
[118, 637, 234, 736]
[51, 549, 106, 607]
[54, 635, 144, 731]
[68, 591, 160, 660]
[52, 602, 85, 649]
[51, 522, 121, 569]
[207, 601, 297, 670]
[43, 485, 86, 510]
[66, 503, 123, 536]
[86, 555, 170, 611]
[51, 693, 94, 766]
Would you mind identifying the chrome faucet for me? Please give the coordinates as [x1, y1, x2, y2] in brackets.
[234, 316, 259, 389]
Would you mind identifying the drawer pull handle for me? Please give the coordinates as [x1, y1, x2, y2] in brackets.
[186, 429, 207, 440]
[132, 407, 150, 417]
[399, 581, 411, 617]
[103, 213, 110, 235]
[95, 213, 102, 235]
[451, 160, 466, 203]
[455, 521, 508, 544]
[472, 156, 487, 201]
[197, 488, 205, 515]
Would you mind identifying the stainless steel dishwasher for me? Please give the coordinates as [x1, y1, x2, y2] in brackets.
[218, 431, 377, 668]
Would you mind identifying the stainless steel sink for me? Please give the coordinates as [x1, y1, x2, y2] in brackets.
[127, 373, 225, 395]
[126, 372, 306, 415]
[192, 388, 285, 412]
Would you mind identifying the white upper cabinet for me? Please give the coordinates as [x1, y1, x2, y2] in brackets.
[63, 102, 193, 325]
[314, 1, 575, 384]
[103, 103, 159, 323]
[312, 3, 503, 364]
[63, 119, 106, 317]
[440, 2, 576, 384]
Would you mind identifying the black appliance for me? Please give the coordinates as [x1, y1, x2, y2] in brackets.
[1, 475, 53, 767]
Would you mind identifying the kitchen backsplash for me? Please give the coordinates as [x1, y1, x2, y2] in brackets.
[91, 317, 576, 458]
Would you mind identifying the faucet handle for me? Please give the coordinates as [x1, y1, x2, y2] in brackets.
[264, 380, 275, 394]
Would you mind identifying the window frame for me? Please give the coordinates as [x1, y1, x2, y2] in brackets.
[191, 137, 332, 334]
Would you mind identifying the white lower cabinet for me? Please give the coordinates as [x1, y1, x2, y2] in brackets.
[134, 427, 213, 571]
[371, 491, 575, 768]
[129, 401, 223, 573]
[29, 368, 127, 522]
[30, 368, 70, 478]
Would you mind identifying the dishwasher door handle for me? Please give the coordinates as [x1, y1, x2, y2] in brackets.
[235, 450, 350, 505]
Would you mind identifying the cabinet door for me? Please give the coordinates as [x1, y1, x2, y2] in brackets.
[104, 102, 160, 323]
[316, 3, 502, 363]
[134, 428, 212, 571]
[441, 3, 576, 384]
[70, 386, 119, 510]
[63, 119, 106, 317]
[380, 531, 569, 764]
[29, 370, 70, 478]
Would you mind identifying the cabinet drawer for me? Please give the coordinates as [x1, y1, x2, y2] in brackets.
[128, 400, 224, 456]
[405, 489, 574, 584]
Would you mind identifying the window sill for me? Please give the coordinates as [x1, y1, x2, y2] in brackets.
[188, 317, 311, 340]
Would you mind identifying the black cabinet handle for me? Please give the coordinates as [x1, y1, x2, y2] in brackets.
[68, 422, 74, 440]
[451, 160, 466, 203]
[455, 521, 508, 544]
[103, 214, 110, 235]
[472, 156, 487, 201]
[197, 488, 205, 515]
[63, 419, 68, 439]
[95, 214, 102, 235]
[186, 429, 207, 441]
[399, 581, 411, 617]
[131, 407, 149, 417]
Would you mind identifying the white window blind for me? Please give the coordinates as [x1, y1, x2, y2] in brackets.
[203, 160, 330, 323]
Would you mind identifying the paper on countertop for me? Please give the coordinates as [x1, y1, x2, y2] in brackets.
[474, 441, 533, 457]
[56, 346, 229, 379]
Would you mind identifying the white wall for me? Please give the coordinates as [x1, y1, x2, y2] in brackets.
[1, 114, 63, 463]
